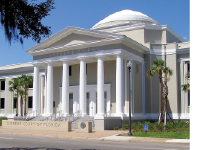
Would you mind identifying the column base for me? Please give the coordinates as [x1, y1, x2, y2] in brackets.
[113, 113, 126, 119]
[94, 113, 105, 119]
[81, 113, 87, 117]
[62, 113, 70, 117]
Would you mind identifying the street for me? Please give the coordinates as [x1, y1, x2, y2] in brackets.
[0, 133, 189, 150]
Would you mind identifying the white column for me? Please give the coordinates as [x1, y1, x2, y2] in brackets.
[116, 54, 124, 116]
[33, 64, 39, 114]
[132, 60, 134, 115]
[62, 61, 69, 116]
[44, 68, 47, 114]
[124, 59, 128, 114]
[97, 56, 104, 116]
[46, 62, 53, 115]
[79, 58, 86, 116]
[142, 61, 146, 114]
[40, 75, 44, 114]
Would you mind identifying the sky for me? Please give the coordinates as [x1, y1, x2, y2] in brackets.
[0, 0, 190, 67]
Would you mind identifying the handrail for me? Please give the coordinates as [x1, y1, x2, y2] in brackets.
[104, 110, 112, 117]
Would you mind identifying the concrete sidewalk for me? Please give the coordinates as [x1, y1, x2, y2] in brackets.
[0, 127, 189, 145]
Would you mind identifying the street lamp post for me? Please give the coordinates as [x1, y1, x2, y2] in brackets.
[127, 60, 132, 136]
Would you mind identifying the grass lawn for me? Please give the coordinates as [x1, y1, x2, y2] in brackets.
[132, 131, 189, 139]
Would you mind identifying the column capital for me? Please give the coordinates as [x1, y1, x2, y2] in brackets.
[96, 55, 104, 59]
[61, 59, 69, 63]
[32, 63, 40, 67]
[46, 61, 53, 65]
[78, 56, 87, 61]
[116, 53, 123, 59]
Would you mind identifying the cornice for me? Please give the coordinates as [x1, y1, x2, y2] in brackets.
[26, 27, 123, 54]
[147, 48, 190, 55]
[94, 23, 185, 43]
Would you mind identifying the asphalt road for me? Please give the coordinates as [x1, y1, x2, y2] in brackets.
[0, 133, 189, 150]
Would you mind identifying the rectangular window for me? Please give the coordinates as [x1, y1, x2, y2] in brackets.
[0, 80, 5, 90]
[188, 90, 190, 106]
[28, 97, 33, 108]
[28, 80, 33, 88]
[69, 66, 72, 76]
[13, 98, 17, 109]
[53, 101, 55, 107]
[0, 98, 5, 109]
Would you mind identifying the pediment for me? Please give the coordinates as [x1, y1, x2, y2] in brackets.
[46, 33, 104, 48]
[26, 27, 122, 54]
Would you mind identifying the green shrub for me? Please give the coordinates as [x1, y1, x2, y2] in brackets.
[122, 123, 129, 130]
[0, 117, 7, 126]
[113, 126, 119, 130]
[123, 120, 190, 132]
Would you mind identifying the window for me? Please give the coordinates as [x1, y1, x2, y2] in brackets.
[0, 80, 5, 90]
[188, 90, 190, 106]
[53, 101, 55, 107]
[0, 98, 5, 109]
[28, 81, 33, 88]
[86, 64, 87, 75]
[69, 66, 72, 76]
[13, 98, 17, 109]
[28, 97, 33, 108]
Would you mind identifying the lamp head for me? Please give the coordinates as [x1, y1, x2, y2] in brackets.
[127, 60, 132, 69]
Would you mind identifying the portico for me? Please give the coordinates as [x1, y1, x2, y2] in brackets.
[31, 45, 145, 118]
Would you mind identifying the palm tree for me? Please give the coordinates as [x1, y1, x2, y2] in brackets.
[147, 59, 165, 124]
[19, 89, 25, 116]
[20, 75, 33, 115]
[8, 78, 20, 116]
[163, 67, 173, 126]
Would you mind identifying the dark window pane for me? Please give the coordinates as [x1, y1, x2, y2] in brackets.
[13, 98, 17, 109]
[69, 66, 72, 76]
[0, 98, 5, 109]
[29, 81, 33, 88]
[53, 101, 55, 107]
[188, 90, 190, 106]
[1, 80, 5, 90]
[28, 97, 33, 108]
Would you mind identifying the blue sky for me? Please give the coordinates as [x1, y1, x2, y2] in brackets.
[0, 0, 190, 66]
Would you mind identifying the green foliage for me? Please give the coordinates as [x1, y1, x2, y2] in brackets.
[132, 131, 189, 139]
[115, 120, 190, 132]
[0, 117, 7, 126]
[122, 123, 129, 130]
[0, 0, 55, 44]
[113, 126, 119, 130]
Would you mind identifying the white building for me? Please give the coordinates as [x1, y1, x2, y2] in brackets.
[0, 10, 190, 130]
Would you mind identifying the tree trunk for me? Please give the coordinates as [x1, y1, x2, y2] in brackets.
[16, 91, 18, 116]
[158, 72, 162, 124]
[163, 74, 168, 127]
[24, 89, 27, 116]
[20, 96, 23, 116]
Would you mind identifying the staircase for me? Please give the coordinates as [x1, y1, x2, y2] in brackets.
[30, 115, 49, 121]
[71, 116, 95, 130]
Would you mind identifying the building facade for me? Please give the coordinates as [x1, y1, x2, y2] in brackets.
[0, 10, 190, 130]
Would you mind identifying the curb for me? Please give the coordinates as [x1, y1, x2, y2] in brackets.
[0, 131, 190, 145]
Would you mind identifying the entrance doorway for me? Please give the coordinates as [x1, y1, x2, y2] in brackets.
[96, 91, 107, 114]
[69, 93, 73, 115]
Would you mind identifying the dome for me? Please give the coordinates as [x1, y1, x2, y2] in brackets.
[92, 9, 160, 29]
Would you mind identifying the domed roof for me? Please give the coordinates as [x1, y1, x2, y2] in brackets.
[92, 9, 160, 29]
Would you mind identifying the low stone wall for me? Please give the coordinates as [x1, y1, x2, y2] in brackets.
[2, 120, 71, 132]
[78, 122, 92, 133]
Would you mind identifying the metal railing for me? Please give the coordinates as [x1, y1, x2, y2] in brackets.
[104, 110, 112, 117]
